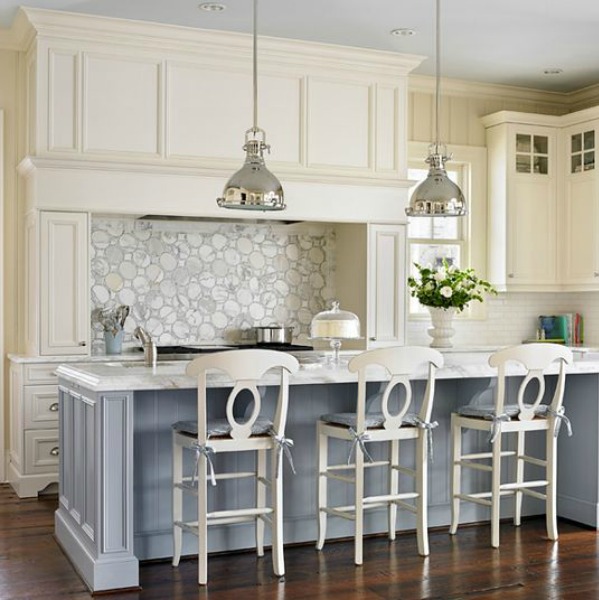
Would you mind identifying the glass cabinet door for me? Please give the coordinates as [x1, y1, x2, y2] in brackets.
[515, 133, 549, 174]
[571, 129, 595, 173]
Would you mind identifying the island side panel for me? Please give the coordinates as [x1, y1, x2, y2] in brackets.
[55, 383, 139, 592]
[559, 373, 599, 527]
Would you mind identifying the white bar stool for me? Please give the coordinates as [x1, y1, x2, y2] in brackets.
[171, 349, 299, 585]
[450, 343, 573, 548]
[316, 346, 444, 565]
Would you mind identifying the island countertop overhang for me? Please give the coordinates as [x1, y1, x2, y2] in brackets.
[55, 348, 599, 393]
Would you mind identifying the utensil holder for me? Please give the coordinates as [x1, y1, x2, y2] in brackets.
[104, 329, 124, 355]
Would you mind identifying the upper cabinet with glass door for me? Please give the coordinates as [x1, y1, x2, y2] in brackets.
[482, 112, 560, 291]
[561, 118, 599, 288]
[515, 133, 549, 174]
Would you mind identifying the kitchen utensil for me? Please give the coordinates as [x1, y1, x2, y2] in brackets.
[254, 324, 294, 345]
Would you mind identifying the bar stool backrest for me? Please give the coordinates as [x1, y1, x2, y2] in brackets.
[488, 343, 573, 421]
[348, 346, 444, 432]
[186, 349, 299, 441]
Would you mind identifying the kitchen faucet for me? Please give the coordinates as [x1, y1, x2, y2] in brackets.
[134, 327, 157, 367]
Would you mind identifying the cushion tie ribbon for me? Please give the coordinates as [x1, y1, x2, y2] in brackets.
[348, 428, 374, 464]
[270, 430, 296, 478]
[546, 407, 573, 438]
[412, 417, 439, 462]
[190, 442, 217, 487]
[485, 413, 511, 444]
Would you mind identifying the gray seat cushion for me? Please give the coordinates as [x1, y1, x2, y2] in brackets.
[172, 417, 273, 438]
[457, 403, 550, 419]
[319, 412, 421, 429]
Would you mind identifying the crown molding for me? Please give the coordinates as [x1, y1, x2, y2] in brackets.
[13, 7, 425, 78]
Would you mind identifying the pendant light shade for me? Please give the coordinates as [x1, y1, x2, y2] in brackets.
[406, 0, 466, 217]
[217, 0, 285, 211]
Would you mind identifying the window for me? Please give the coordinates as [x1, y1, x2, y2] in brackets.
[407, 142, 487, 318]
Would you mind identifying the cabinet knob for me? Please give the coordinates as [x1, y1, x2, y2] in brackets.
[50, 447, 59, 457]
[369, 337, 376, 341]
[49, 403, 59, 412]
[508, 273, 515, 278]
[594, 272, 599, 277]
[78, 341, 87, 346]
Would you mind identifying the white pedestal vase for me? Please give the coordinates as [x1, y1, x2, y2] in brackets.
[427, 307, 456, 348]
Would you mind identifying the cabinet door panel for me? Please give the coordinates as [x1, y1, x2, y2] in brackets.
[84, 55, 160, 155]
[368, 224, 406, 346]
[564, 176, 598, 282]
[40, 212, 89, 355]
[307, 78, 370, 169]
[507, 178, 556, 283]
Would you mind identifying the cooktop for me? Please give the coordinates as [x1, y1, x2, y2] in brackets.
[138, 343, 313, 355]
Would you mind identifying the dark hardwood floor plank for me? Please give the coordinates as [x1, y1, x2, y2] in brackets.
[1, 484, 599, 599]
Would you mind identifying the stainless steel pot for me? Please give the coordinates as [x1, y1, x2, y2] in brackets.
[254, 324, 294, 345]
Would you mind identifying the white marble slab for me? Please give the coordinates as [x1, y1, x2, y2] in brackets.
[54, 348, 599, 393]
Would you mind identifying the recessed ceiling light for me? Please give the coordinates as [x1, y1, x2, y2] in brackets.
[390, 28, 416, 37]
[199, 2, 226, 12]
[543, 68, 563, 75]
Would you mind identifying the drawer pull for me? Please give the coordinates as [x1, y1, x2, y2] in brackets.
[78, 341, 87, 347]
[50, 447, 59, 457]
[49, 403, 59, 412]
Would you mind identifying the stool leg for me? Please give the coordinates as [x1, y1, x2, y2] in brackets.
[198, 449, 209, 585]
[271, 446, 285, 577]
[491, 433, 502, 548]
[546, 428, 558, 541]
[354, 444, 365, 566]
[514, 431, 525, 527]
[416, 432, 429, 556]
[388, 439, 399, 541]
[449, 415, 462, 535]
[172, 437, 183, 567]
[316, 422, 328, 551]
[256, 449, 266, 557]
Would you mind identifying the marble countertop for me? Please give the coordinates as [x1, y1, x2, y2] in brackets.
[53, 347, 599, 393]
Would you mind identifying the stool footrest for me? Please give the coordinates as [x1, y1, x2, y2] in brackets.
[461, 451, 516, 460]
[520, 455, 547, 468]
[325, 460, 389, 472]
[456, 461, 492, 472]
[500, 479, 548, 491]
[521, 488, 547, 501]
[393, 465, 416, 477]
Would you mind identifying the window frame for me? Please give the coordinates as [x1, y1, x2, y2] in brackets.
[407, 141, 488, 320]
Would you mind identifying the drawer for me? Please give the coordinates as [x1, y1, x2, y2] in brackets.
[24, 386, 59, 429]
[24, 430, 59, 474]
[24, 364, 58, 385]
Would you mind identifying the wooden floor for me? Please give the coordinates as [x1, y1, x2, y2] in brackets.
[2, 484, 599, 600]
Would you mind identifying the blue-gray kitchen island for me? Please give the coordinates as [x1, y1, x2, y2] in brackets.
[54, 350, 599, 592]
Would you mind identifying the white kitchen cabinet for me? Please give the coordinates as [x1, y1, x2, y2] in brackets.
[335, 223, 406, 349]
[561, 119, 599, 288]
[25, 211, 90, 356]
[20, 9, 420, 187]
[482, 112, 559, 291]
[9, 360, 61, 497]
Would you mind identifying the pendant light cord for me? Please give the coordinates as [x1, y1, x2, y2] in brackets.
[252, 0, 258, 133]
[434, 0, 441, 155]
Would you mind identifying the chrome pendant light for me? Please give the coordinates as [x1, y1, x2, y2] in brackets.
[217, 0, 285, 211]
[406, 0, 466, 217]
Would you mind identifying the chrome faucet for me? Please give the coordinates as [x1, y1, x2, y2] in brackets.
[134, 327, 157, 367]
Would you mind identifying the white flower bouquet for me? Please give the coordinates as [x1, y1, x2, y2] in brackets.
[407, 260, 496, 312]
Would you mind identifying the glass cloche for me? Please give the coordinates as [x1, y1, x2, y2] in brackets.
[310, 301, 361, 365]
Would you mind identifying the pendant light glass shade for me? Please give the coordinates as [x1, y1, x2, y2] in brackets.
[217, 0, 285, 211]
[406, 0, 467, 217]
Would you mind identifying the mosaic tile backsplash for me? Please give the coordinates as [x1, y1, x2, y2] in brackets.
[90, 218, 335, 352]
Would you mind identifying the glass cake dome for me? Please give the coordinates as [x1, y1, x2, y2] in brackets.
[310, 301, 361, 365]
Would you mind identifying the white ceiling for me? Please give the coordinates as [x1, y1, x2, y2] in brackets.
[2, 1, 599, 93]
